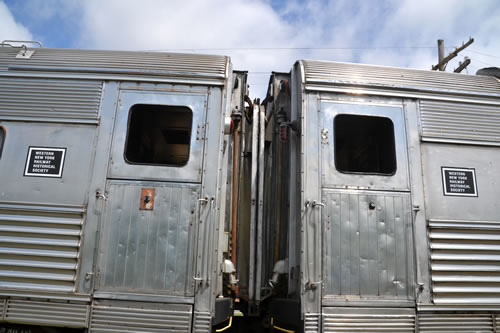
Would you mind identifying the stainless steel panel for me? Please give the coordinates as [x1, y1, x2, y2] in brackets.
[405, 99, 433, 305]
[0, 298, 5, 318]
[4, 299, 89, 328]
[0, 77, 102, 123]
[0, 122, 97, 206]
[320, 100, 409, 191]
[322, 307, 415, 332]
[300, 60, 500, 97]
[304, 313, 321, 333]
[91, 300, 192, 333]
[429, 220, 500, 305]
[422, 143, 500, 221]
[418, 313, 494, 332]
[420, 100, 500, 144]
[108, 89, 207, 183]
[0, 47, 228, 82]
[322, 190, 414, 300]
[94, 291, 193, 304]
[193, 312, 211, 333]
[98, 181, 198, 296]
[0, 207, 82, 292]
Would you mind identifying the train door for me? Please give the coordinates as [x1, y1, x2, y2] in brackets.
[319, 100, 416, 305]
[95, 89, 208, 304]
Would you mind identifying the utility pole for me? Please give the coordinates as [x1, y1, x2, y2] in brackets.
[432, 37, 474, 71]
[437, 40, 445, 71]
[454, 57, 471, 73]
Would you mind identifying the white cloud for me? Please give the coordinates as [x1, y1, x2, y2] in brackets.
[3, 0, 499, 96]
[0, 1, 33, 43]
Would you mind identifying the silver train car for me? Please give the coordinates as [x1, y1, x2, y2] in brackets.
[258, 61, 500, 332]
[0, 43, 246, 332]
[2, 41, 500, 332]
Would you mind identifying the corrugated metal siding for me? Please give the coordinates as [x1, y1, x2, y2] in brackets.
[418, 313, 494, 332]
[90, 302, 192, 332]
[0, 77, 102, 123]
[301, 60, 500, 97]
[98, 182, 198, 295]
[0, 298, 5, 318]
[304, 313, 321, 333]
[193, 312, 211, 333]
[0, 47, 228, 80]
[322, 307, 415, 332]
[0, 209, 83, 292]
[4, 299, 89, 327]
[429, 220, 500, 304]
[323, 190, 414, 299]
[420, 100, 500, 144]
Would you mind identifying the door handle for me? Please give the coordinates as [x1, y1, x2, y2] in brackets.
[312, 200, 325, 208]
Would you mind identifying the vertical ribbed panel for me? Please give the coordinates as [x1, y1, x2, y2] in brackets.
[91, 302, 192, 332]
[5, 299, 89, 328]
[193, 312, 211, 333]
[304, 313, 320, 333]
[420, 100, 500, 144]
[429, 220, 500, 304]
[98, 182, 198, 295]
[323, 190, 414, 299]
[0, 77, 102, 123]
[322, 307, 415, 332]
[418, 313, 494, 332]
[0, 209, 83, 292]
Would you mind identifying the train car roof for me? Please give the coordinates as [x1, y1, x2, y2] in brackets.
[0, 46, 230, 85]
[298, 59, 500, 100]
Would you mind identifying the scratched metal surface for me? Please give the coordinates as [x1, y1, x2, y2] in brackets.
[322, 189, 414, 300]
[97, 180, 199, 297]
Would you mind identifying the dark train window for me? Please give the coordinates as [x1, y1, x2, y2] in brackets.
[0, 126, 5, 159]
[125, 104, 192, 166]
[334, 114, 396, 175]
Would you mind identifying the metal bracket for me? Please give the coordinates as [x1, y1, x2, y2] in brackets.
[96, 191, 107, 201]
[312, 200, 325, 208]
[305, 280, 322, 291]
[198, 196, 209, 204]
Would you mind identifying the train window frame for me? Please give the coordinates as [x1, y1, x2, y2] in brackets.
[334, 114, 397, 176]
[0, 125, 5, 159]
[124, 104, 193, 167]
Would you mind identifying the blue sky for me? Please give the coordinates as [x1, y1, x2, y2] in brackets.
[1, 0, 499, 97]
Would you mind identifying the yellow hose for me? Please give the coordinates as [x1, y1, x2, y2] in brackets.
[215, 316, 232, 332]
[271, 317, 295, 333]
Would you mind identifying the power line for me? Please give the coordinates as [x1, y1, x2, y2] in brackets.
[461, 53, 496, 68]
[144, 46, 435, 52]
[467, 49, 500, 60]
